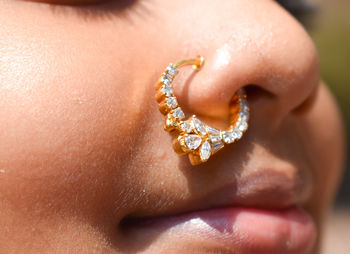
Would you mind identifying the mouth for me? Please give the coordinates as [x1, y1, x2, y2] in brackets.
[120, 171, 316, 254]
[121, 205, 315, 254]
[118, 161, 315, 253]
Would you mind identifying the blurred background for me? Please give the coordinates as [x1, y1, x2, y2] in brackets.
[307, 0, 349, 253]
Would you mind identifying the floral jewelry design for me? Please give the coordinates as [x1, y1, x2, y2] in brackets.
[155, 56, 249, 165]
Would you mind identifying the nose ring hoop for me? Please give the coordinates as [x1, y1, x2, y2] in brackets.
[155, 56, 249, 165]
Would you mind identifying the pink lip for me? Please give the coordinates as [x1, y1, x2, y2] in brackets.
[124, 206, 316, 254]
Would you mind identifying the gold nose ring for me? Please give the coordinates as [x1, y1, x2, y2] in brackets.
[155, 56, 249, 165]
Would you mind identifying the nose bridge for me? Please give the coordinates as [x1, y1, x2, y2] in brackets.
[177, 2, 319, 127]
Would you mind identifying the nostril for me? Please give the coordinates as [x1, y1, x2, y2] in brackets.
[241, 85, 278, 130]
[243, 84, 276, 104]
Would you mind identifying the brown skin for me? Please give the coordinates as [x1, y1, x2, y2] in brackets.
[0, 0, 345, 253]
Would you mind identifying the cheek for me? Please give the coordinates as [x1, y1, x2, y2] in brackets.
[0, 53, 129, 174]
[298, 83, 345, 222]
[0, 29, 149, 221]
[0, 2, 169, 224]
[0, 4, 144, 179]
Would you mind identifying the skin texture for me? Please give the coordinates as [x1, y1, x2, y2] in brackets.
[0, 0, 345, 253]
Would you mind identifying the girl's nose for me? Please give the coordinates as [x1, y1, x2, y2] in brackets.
[174, 1, 319, 132]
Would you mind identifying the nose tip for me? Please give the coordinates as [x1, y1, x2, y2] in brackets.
[174, 10, 319, 130]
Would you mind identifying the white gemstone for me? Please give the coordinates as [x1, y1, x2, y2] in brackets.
[212, 141, 224, 152]
[185, 135, 202, 150]
[207, 126, 220, 135]
[239, 97, 247, 107]
[166, 64, 178, 76]
[181, 120, 193, 133]
[242, 105, 249, 114]
[166, 97, 178, 109]
[239, 111, 249, 122]
[232, 128, 242, 139]
[237, 121, 248, 132]
[161, 74, 172, 86]
[173, 108, 184, 119]
[162, 86, 173, 96]
[192, 117, 207, 135]
[210, 134, 222, 143]
[200, 141, 211, 161]
[222, 131, 235, 144]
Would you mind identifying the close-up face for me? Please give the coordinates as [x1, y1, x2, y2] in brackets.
[0, 0, 346, 253]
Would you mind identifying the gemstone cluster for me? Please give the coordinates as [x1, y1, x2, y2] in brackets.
[155, 62, 249, 165]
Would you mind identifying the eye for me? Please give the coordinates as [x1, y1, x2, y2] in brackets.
[276, 0, 316, 27]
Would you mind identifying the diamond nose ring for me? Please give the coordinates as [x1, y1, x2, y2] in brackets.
[155, 56, 249, 165]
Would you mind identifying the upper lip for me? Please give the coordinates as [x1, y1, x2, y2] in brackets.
[124, 165, 313, 220]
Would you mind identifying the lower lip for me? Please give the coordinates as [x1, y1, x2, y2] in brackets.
[123, 206, 316, 254]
